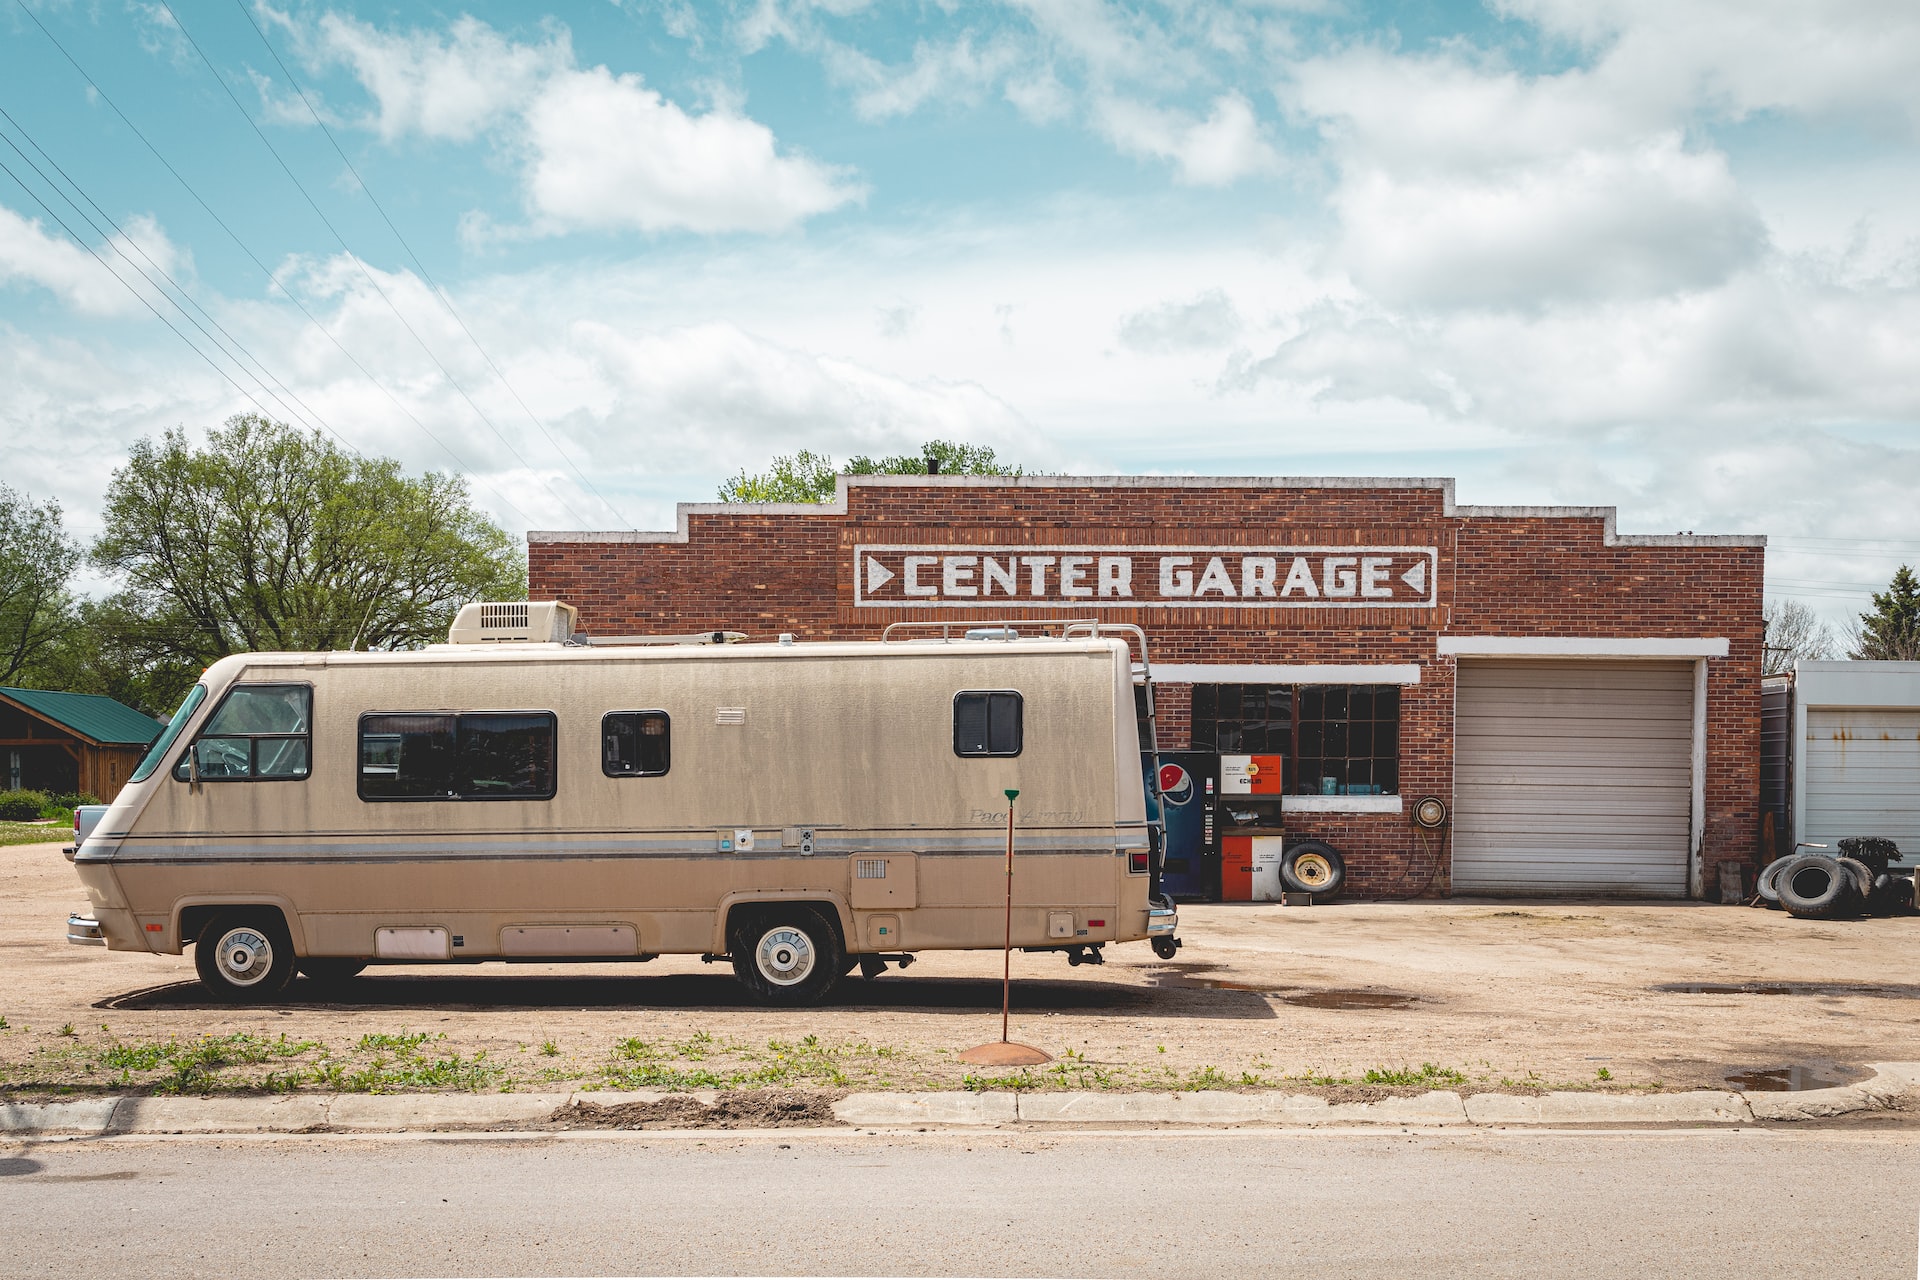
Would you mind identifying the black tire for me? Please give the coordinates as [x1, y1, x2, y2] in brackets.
[730, 906, 843, 1006]
[1776, 854, 1849, 920]
[299, 958, 368, 984]
[1756, 858, 1790, 907]
[1282, 841, 1346, 898]
[1869, 873, 1915, 916]
[194, 910, 297, 1002]
[1836, 856, 1874, 906]
[1151, 935, 1180, 960]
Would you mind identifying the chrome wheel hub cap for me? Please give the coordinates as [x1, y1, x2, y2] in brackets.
[216, 928, 274, 986]
[756, 927, 814, 986]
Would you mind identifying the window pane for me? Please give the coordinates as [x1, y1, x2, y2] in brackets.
[1189, 684, 1215, 722]
[361, 714, 455, 798]
[191, 736, 252, 779]
[254, 738, 310, 779]
[205, 685, 310, 735]
[1349, 721, 1373, 759]
[459, 713, 555, 798]
[988, 693, 1022, 754]
[1350, 688, 1375, 721]
[134, 684, 206, 784]
[954, 694, 990, 755]
[604, 712, 670, 777]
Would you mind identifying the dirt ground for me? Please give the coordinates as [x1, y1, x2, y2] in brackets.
[5, 838, 1918, 1099]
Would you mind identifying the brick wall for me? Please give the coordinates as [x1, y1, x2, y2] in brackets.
[531, 479, 1763, 899]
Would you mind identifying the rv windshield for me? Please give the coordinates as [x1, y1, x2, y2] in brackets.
[129, 684, 207, 784]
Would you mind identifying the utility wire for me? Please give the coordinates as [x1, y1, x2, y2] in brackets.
[231, 0, 634, 530]
[0, 153, 298, 430]
[153, 0, 601, 530]
[10, 0, 539, 531]
[0, 110, 340, 449]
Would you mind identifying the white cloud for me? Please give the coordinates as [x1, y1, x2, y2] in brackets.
[0, 207, 189, 317]
[1118, 288, 1244, 352]
[307, 13, 860, 236]
[520, 66, 863, 235]
[828, 34, 1026, 120]
[1095, 93, 1279, 185]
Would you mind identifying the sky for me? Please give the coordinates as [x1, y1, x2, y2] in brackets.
[1, 0, 1917, 631]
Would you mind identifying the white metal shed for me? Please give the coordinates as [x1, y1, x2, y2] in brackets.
[1791, 661, 1920, 868]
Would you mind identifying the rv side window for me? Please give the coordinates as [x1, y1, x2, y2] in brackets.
[954, 691, 1022, 758]
[603, 711, 670, 777]
[359, 711, 557, 801]
[172, 684, 312, 782]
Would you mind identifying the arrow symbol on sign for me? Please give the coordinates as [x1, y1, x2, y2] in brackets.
[1400, 560, 1428, 595]
[866, 556, 896, 594]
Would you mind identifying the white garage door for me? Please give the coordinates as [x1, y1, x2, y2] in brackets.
[1454, 660, 1693, 896]
[1803, 708, 1920, 865]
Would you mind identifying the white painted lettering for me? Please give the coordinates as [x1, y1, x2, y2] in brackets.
[903, 555, 938, 597]
[1323, 556, 1358, 597]
[1160, 556, 1194, 597]
[1194, 556, 1237, 597]
[1360, 556, 1392, 598]
[1060, 555, 1093, 597]
[943, 556, 978, 597]
[981, 556, 1017, 596]
[1241, 556, 1277, 597]
[1097, 556, 1133, 597]
[1280, 557, 1319, 597]
[1020, 555, 1057, 595]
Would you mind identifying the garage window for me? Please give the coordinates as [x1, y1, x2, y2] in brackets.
[954, 691, 1022, 757]
[1189, 683, 1400, 795]
[173, 684, 311, 782]
[359, 711, 556, 800]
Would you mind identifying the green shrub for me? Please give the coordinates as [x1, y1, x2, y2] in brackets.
[49, 792, 99, 810]
[0, 790, 50, 822]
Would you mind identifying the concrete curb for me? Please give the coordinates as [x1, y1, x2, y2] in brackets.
[4, 1064, 1914, 1136]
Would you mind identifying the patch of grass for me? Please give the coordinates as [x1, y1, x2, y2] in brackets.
[539, 1040, 560, 1057]
[0, 822, 72, 847]
[356, 1031, 436, 1054]
[340, 1051, 504, 1094]
[1182, 1065, 1231, 1091]
[56, 1023, 75, 1038]
[1362, 1063, 1467, 1088]
[1595, 1067, 1612, 1081]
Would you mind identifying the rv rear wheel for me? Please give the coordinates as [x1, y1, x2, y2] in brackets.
[731, 907, 842, 1006]
[194, 911, 296, 1003]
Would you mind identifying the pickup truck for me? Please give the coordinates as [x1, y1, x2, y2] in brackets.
[64, 804, 111, 944]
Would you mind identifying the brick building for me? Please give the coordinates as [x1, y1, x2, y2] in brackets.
[530, 476, 1764, 900]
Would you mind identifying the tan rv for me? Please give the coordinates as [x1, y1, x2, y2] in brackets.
[66, 604, 1177, 1004]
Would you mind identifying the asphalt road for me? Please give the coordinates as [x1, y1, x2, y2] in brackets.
[4, 1127, 1917, 1278]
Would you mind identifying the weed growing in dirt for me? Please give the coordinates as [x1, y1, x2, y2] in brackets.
[1362, 1063, 1467, 1087]
[357, 1031, 437, 1053]
[57, 1023, 74, 1038]
[96, 1034, 323, 1095]
[336, 1051, 503, 1093]
[540, 1040, 560, 1057]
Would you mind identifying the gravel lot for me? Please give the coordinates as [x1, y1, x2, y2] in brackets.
[5, 838, 1918, 1098]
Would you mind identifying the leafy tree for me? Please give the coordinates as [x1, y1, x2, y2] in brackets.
[89, 415, 525, 709]
[0, 485, 81, 686]
[718, 439, 1027, 503]
[1849, 564, 1920, 660]
[1761, 598, 1836, 674]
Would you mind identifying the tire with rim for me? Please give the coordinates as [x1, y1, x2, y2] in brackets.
[1756, 858, 1791, 907]
[1776, 854, 1849, 920]
[299, 958, 368, 984]
[194, 910, 296, 1002]
[1281, 841, 1346, 898]
[730, 906, 842, 1005]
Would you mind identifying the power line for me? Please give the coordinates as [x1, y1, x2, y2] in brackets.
[10, 0, 539, 531]
[0, 108, 342, 450]
[230, 0, 634, 531]
[152, 0, 602, 530]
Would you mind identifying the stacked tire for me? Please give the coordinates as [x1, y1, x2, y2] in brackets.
[1759, 837, 1916, 920]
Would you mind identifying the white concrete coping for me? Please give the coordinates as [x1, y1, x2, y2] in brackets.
[111, 1094, 330, 1134]
[1467, 1091, 1751, 1125]
[833, 1091, 1018, 1127]
[324, 1092, 568, 1130]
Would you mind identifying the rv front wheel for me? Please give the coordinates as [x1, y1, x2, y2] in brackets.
[194, 911, 296, 1003]
[731, 907, 842, 1006]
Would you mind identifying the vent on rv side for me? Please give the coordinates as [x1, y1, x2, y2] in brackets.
[447, 600, 579, 645]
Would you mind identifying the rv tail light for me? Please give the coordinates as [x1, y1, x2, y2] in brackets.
[1129, 852, 1150, 875]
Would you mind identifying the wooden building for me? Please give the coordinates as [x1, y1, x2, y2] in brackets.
[0, 687, 162, 804]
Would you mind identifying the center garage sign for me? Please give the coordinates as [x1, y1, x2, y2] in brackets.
[853, 545, 1438, 610]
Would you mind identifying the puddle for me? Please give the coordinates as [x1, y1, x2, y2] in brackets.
[1279, 990, 1417, 1010]
[1724, 1063, 1871, 1092]
[1653, 982, 1920, 999]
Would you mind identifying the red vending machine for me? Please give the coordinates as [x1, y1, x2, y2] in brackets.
[1218, 753, 1284, 901]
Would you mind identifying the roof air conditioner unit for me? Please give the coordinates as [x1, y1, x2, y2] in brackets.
[447, 600, 579, 645]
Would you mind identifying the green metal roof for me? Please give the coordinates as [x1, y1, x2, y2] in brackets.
[0, 687, 164, 746]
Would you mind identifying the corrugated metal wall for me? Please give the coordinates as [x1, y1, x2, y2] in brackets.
[1803, 707, 1920, 865]
[1454, 660, 1693, 896]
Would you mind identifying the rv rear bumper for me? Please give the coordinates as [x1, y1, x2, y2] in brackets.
[67, 914, 105, 946]
[1147, 903, 1178, 935]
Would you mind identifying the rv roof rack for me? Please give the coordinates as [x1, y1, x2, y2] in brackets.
[584, 631, 748, 646]
[880, 618, 1097, 644]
